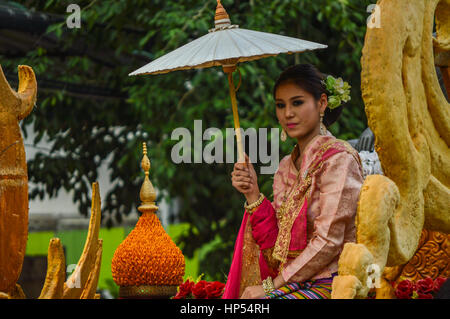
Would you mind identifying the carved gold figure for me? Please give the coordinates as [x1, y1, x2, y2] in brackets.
[0, 65, 103, 299]
[332, 0, 449, 299]
[0, 65, 36, 296]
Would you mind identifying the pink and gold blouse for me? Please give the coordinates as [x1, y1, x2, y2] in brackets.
[223, 131, 364, 299]
[272, 131, 364, 283]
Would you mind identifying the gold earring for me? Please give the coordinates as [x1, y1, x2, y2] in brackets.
[280, 128, 287, 142]
[319, 113, 326, 135]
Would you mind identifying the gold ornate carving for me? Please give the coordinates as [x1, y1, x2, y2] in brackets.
[391, 229, 450, 283]
[0, 65, 36, 295]
[0, 65, 104, 299]
[332, 0, 450, 299]
[62, 182, 103, 299]
[374, 229, 450, 298]
[80, 239, 103, 299]
[39, 238, 66, 299]
[0, 65, 103, 299]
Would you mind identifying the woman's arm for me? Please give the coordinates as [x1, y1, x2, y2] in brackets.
[280, 152, 364, 283]
[247, 156, 290, 249]
[248, 198, 278, 249]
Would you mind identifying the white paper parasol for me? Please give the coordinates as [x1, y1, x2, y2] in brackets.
[130, 0, 327, 163]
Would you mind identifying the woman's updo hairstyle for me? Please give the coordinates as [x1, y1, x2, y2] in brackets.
[273, 63, 344, 127]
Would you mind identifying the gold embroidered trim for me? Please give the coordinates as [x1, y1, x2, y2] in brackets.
[239, 216, 262, 296]
[288, 249, 304, 258]
[262, 247, 280, 271]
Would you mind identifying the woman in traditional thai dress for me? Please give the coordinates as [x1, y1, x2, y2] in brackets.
[225, 64, 364, 299]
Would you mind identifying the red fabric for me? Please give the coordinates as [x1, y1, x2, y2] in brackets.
[222, 212, 249, 299]
[249, 198, 278, 249]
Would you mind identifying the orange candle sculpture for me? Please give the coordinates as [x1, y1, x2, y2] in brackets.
[111, 143, 185, 298]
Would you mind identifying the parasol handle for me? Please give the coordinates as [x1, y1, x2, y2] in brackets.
[225, 69, 246, 167]
[235, 67, 242, 92]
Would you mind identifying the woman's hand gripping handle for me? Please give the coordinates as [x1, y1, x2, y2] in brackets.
[231, 153, 260, 204]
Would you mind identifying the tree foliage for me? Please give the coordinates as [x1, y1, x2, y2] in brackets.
[3, 0, 373, 281]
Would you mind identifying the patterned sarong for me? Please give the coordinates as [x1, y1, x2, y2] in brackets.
[264, 273, 337, 299]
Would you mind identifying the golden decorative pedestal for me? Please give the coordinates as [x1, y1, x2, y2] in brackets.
[111, 143, 185, 299]
[119, 285, 178, 299]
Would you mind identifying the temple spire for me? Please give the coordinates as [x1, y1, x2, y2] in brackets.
[138, 142, 158, 214]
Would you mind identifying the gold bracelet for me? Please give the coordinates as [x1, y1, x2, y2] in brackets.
[262, 276, 275, 294]
[244, 193, 265, 213]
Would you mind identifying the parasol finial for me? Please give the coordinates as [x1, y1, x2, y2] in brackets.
[215, 0, 231, 28]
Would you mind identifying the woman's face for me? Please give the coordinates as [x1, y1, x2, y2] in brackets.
[275, 81, 327, 141]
